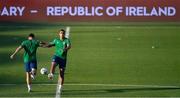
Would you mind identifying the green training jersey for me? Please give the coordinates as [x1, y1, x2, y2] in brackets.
[50, 38, 71, 59]
[21, 39, 40, 63]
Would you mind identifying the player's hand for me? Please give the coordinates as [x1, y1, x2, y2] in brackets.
[63, 48, 67, 52]
[10, 54, 14, 59]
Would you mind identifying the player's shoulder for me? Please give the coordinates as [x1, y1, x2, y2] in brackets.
[53, 38, 59, 42]
[53, 38, 58, 40]
[64, 37, 70, 41]
[21, 40, 29, 46]
[33, 39, 41, 44]
[23, 39, 29, 42]
[65, 38, 71, 43]
[33, 39, 40, 42]
[22, 40, 29, 43]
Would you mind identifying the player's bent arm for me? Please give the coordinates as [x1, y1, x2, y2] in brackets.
[64, 45, 71, 52]
[10, 46, 23, 59]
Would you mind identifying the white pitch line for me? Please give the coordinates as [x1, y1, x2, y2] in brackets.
[0, 83, 179, 88]
[55, 79, 61, 98]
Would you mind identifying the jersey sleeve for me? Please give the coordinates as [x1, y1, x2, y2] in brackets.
[36, 40, 41, 47]
[21, 41, 25, 48]
[66, 39, 71, 47]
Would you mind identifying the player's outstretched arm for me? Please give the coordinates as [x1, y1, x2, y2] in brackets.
[39, 41, 55, 48]
[10, 46, 23, 59]
[39, 41, 48, 48]
[47, 44, 55, 48]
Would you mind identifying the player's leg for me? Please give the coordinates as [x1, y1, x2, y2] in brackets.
[57, 58, 66, 92]
[26, 72, 32, 92]
[56, 68, 65, 94]
[57, 68, 65, 91]
[50, 62, 57, 74]
[48, 61, 56, 79]
[25, 62, 32, 92]
[48, 55, 58, 79]
[30, 60, 37, 80]
[59, 68, 65, 85]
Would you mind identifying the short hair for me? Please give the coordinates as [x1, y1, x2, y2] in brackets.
[28, 33, 35, 38]
[59, 29, 65, 34]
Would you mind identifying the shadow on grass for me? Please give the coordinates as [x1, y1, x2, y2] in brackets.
[0, 35, 24, 65]
[106, 87, 180, 92]
[0, 52, 13, 65]
[62, 87, 180, 96]
[0, 51, 23, 66]
[0, 35, 25, 47]
[0, 84, 55, 97]
[0, 73, 24, 84]
[0, 85, 180, 97]
[21, 91, 55, 97]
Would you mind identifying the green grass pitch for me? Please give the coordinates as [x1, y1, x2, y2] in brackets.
[0, 22, 180, 97]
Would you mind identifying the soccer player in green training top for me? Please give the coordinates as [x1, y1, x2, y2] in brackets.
[47, 29, 71, 94]
[10, 33, 45, 92]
